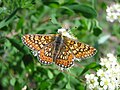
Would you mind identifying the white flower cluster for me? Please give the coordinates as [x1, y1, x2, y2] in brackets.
[85, 53, 120, 90]
[106, 3, 120, 23]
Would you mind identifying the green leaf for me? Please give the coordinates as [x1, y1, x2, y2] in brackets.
[40, 81, 50, 90]
[80, 62, 99, 76]
[21, 0, 34, 9]
[50, 13, 60, 25]
[16, 17, 24, 31]
[10, 77, 16, 86]
[0, 7, 7, 14]
[66, 82, 71, 89]
[42, 1, 59, 7]
[0, 17, 15, 29]
[55, 73, 64, 83]
[67, 4, 97, 18]
[0, 8, 20, 29]
[47, 70, 54, 79]
[76, 83, 85, 90]
[6, 37, 27, 53]
[93, 27, 102, 36]
[59, 6, 75, 15]
[2, 77, 9, 87]
[49, 2, 60, 8]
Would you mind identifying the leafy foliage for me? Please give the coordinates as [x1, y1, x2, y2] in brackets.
[0, 0, 120, 90]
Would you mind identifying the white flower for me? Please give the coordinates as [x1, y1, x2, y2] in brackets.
[58, 28, 71, 38]
[85, 53, 120, 90]
[57, 28, 76, 39]
[107, 53, 116, 60]
[106, 3, 120, 23]
[100, 77, 110, 89]
[97, 87, 104, 90]
[57, 28, 67, 34]
[85, 74, 95, 84]
[108, 83, 116, 90]
[97, 69, 105, 77]
[85, 74, 99, 89]
[100, 58, 110, 68]
[104, 70, 111, 78]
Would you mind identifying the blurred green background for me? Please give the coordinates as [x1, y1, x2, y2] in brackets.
[0, 0, 120, 90]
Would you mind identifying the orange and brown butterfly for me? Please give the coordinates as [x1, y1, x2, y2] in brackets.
[22, 29, 97, 69]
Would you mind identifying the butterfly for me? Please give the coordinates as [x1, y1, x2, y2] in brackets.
[22, 33, 97, 69]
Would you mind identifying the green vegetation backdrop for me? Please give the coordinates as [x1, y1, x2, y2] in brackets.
[0, 0, 120, 90]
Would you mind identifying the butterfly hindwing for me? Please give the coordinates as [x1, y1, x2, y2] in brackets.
[55, 43, 74, 68]
[37, 43, 54, 64]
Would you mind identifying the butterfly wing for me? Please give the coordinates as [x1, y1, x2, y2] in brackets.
[55, 44, 74, 68]
[37, 43, 54, 64]
[22, 34, 56, 51]
[63, 36, 97, 60]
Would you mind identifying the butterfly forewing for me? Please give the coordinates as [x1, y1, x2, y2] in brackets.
[22, 34, 56, 51]
[63, 36, 97, 60]
[55, 44, 74, 68]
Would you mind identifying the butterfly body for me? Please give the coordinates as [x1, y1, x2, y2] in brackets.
[52, 34, 63, 62]
[22, 33, 97, 69]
